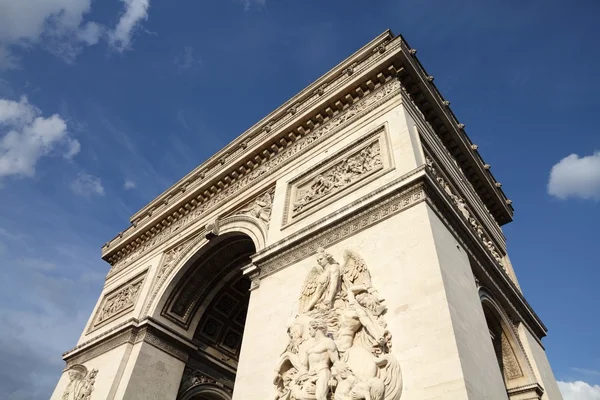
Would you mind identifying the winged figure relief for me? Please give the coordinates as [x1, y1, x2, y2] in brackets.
[276, 248, 402, 400]
[62, 365, 98, 400]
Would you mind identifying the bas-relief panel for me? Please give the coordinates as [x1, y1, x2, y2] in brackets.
[89, 271, 147, 332]
[282, 126, 392, 227]
[61, 364, 98, 400]
[273, 247, 402, 400]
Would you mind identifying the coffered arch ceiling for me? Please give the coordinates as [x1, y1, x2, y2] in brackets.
[162, 233, 255, 332]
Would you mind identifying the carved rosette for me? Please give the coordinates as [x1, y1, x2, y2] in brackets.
[274, 248, 402, 400]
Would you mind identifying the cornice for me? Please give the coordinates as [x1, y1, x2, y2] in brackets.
[394, 35, 514, 224]
[63, 317, 197, 366]
[101, 31, 396, 260]
[102, 29, 515, 267]
[103, 68, 404, 267]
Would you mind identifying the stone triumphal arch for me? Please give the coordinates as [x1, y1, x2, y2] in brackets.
[51, 30, 563, 400]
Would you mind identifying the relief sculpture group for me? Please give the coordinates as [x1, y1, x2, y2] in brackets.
[274, 248, 402, 400]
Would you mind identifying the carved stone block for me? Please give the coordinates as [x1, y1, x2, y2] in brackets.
[90, 271, 146, 331]
[283, 126, 393, 226]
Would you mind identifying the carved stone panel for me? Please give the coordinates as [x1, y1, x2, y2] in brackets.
[283, 126, 393, 226]
[273, 247, 402, 400]
[62, 364, 99, 400]
[228, 187, 275, 225]
[90, 271, 146, 331]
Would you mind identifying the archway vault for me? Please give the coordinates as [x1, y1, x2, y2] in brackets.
[161, 234, 255, 331]
[146, 221, 261, 397]
[144, 214, 266, 322]
[479, 287, 543, 398]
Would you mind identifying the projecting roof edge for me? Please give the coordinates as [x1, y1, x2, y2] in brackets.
[395, 34, 514, 225]
[128, 30, 394, 224]
[102, 30, 399, 259]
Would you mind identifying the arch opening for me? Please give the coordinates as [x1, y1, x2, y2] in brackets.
[479, 291, 539, 398]
[167, 233, 255, 400]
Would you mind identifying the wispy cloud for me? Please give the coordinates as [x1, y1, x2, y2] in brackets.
[0, 209, 106, 399]
[70, 171, 104, 196]
[0, 96, 80, 180]
[124, 179, 136, 190]
[174, 46, 201, 73]
[558, 380, 600, 400]
[548, 151, 600, 201]
[572, 367, 600, 377]
[109, 0, 151, 52]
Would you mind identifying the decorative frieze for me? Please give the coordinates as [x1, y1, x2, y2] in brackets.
[106, 78, 402, 276]
[134, 327, 189, 362]
[91, 272, 146, 330]
[283, 127, 391, 225]
[425, 156, 504, 265]
[259, 182, 425, 278]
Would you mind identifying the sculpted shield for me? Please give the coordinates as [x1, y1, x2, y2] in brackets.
[274, 248, 402, 400]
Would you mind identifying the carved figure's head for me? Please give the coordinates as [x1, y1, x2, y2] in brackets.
[308, 319, 327, 337]
[67, 365, 87, 382]
[316, 247, 335, 267]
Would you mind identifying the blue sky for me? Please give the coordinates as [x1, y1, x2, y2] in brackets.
[0, 0, 598, 399]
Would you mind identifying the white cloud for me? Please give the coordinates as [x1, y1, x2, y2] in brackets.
[76, 21, 104, 45]
[0, 96, 79, 179]
[548, 151, 600, 200]
[559, 381, 600, 400]
[124, 179, 136, 190]
[0, 0, 151, 67]
[65, 138, 81, 159]
[109, 0, 150, 52]
[0, 44, 18, 70]
[572, 368, 600, 377]
[0, 0, 101, 67]
[70, 171, 104, 196]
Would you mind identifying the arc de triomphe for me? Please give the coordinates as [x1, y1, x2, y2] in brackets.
[51, 30, 562, 400]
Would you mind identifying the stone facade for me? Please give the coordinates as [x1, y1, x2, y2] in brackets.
[50, 30, 562, 400]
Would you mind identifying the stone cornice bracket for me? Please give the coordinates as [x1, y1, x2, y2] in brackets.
[241, 263, 260, 291]
[205, 219, 220, 240]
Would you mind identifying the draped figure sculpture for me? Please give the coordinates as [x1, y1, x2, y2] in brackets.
[274, 248, 402, 400]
